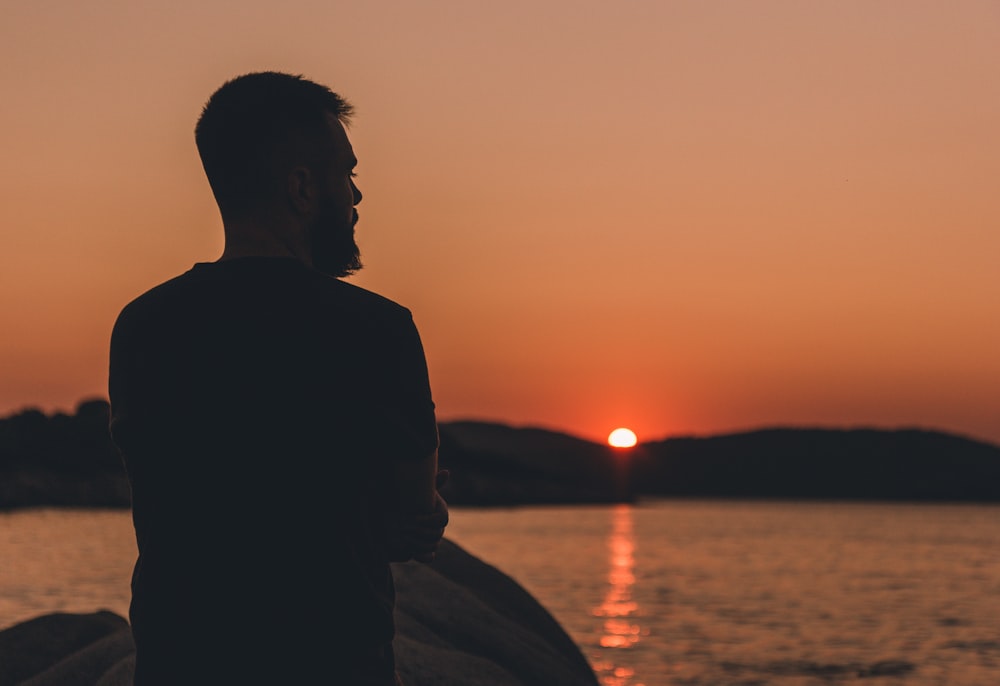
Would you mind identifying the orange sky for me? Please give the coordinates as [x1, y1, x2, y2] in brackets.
[1, 1, 998, 446]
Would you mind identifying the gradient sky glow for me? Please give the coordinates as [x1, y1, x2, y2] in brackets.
[2, 1, 998, 445]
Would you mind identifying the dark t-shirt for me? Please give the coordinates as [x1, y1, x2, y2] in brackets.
[108, 257, 438, 683]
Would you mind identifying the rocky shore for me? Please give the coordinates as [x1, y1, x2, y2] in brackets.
[0, 538, 599, 686]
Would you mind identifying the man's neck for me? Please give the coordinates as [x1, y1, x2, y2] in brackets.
[218, 219, 312, 266]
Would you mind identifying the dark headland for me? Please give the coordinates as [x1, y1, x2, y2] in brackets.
[2, 399, 1000, 509]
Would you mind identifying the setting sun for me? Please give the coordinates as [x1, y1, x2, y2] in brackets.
[608, 428, 638, 448]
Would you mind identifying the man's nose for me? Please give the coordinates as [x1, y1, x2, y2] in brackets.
[351, 180, 363, 205]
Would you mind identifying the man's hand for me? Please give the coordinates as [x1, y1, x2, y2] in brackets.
[384, 469, 450, 563]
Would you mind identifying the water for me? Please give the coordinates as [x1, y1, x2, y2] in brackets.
[446, 500, 1000, 686]
[3, 501, 1000, 685]
[0, 508, 135, 626]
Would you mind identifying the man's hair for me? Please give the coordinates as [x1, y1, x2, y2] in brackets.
[195, 71, 354, 219]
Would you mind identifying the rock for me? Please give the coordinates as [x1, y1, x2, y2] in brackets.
[394, 539, 599, 685]
[18, 630, 135, 686]
[0, 611, 129, 686]
[0, 539, 598, 686]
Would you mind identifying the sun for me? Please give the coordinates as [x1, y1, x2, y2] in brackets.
[607, 427, 638, 448]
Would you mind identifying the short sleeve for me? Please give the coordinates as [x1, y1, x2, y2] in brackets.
[357, 311, 439, 462]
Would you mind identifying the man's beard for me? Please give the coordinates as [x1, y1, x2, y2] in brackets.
[310, 210, 362, 278]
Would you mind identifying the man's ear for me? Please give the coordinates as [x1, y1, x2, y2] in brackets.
[287, 166, 316, 216]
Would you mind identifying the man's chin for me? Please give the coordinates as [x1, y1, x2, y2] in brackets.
[313, 244, 362, 278]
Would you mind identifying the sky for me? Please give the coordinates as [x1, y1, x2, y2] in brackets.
[1, 1, 998, 446]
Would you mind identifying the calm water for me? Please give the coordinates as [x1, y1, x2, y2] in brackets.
[447, 500, 1000, 686]
[3, 501, 1000, 685]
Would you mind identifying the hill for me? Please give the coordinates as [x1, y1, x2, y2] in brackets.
[438, 422, 1000, 505]
[634, 427, 1000, 502]
[2, 401, 999, 508]
[436, 420, 626, 505]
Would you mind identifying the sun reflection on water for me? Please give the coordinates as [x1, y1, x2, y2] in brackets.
[592, 504, 646, 686]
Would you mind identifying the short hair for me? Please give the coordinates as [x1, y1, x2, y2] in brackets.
[195, 72, 354, 219]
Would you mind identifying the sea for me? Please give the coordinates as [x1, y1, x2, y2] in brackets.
[2, 500, 1000, 686]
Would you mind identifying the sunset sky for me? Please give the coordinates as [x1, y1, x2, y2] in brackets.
[2, 1, 998, 446]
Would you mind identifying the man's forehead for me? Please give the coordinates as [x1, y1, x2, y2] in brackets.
[325, 111, 356, 165]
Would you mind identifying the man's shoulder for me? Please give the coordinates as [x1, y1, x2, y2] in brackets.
[114, 262, 417, 330]
[320, 277, 414, 321]
[114, 269, 197, 324]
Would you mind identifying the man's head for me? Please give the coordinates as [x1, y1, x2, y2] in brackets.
[195, 71, 363, 276]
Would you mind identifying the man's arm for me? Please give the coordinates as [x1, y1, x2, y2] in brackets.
[372, 307, 448, 562]
[385, 456, 449, 563]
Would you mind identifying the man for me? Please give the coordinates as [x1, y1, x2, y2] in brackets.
[109, 72, 447, 685]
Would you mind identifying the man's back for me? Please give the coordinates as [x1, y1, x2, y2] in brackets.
[109, 257, 438, 683]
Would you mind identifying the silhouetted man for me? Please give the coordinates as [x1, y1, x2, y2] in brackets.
[109, 72, 447, 685]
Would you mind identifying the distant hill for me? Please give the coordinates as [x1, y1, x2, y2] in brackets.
[436, 421, 625, 505]
[2, 401, 999, 508]
[633, 427, 1000, 503]
[438, 422, 1000, 505]
[0, 399, 129, 509]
